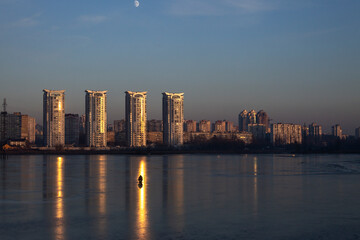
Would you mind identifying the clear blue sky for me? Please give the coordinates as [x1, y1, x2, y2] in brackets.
[0, 0, 359, 134]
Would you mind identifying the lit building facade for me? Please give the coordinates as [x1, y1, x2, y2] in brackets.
[85, 90, 107, 148]
[162, 92, 184, 146]
[332, 124, 342, 139]
[213, 120, 226, 133]
[198, 120, 211, 132]
[28, 116, 36, 143]
[125, 91, 147, 147]
[239, 109, 270, 133]
[271, 123, 302, 145]
[43, 89, 65, 147]
[20, 114, 36, 143]
[184, 120, 197, 133]
[248, 110, 257, 124]
[309, 123, 322, 143]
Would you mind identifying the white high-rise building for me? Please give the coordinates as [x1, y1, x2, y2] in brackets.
[43, 89, 65, 147]
[85, 90, 107, 147]
[163, 92, 184, 146]
[125, 91, 147, 147]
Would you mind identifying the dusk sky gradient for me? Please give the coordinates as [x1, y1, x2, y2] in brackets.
[0, 0, 359, 134]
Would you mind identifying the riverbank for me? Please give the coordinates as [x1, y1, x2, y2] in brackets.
[1, 147, 360, 155]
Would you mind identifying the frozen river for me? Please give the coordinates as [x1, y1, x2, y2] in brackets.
[0, 154, 359, 239]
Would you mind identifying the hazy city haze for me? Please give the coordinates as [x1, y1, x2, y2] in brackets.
[0, 0, 359, 134]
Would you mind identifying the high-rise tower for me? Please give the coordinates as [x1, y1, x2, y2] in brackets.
[162, 92, 184, 146]
[125, 91, 147, 147]
[257, 110, 270, 132]
[85, 90, 107, 147]
[238, 110, 248, 132]
[332, 124, 342, 139]
[248, 110, 257, 124]
[43, 89, 65, 147]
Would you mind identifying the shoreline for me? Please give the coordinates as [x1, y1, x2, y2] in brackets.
[1, 149, 360, 155]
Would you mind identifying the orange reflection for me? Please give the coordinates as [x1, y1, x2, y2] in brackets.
[172, 157, 184, 230]
[98, 155, 107, 215]
[253, 156, 258, 215]
[137, 158, 148, 239]
[174, 158, 184, 216]
[55, 157, 65, 239]
[253, 156, 258, 176]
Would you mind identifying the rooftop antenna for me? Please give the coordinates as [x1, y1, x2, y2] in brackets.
[2, 98, 7, 113]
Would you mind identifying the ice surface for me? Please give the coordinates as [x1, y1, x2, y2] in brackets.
[0, 154, 359, 239]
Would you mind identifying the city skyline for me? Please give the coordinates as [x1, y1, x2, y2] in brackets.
[0, 1, 359, 134]
[1, 88, 359, 135]
[1, 2, 359, 239]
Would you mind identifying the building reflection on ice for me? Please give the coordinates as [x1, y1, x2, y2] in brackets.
[85, 155, 107, 238]
[253, 156, 258, 215]
[136, 158, 148, 239]
[55, 156, 65, 240]
[162, 156, 185, 232]
[98, 155, 107, 236]
[42, 156, 66, 240]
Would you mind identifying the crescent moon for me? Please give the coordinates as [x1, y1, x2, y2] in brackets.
[134, 0, 140, 7]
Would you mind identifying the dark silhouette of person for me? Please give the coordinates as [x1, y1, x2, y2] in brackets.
[138, 175, 143, 183]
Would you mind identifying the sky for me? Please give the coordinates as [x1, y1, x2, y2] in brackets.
[0, 0, 359, 134]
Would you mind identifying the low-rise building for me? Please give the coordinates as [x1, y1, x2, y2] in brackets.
[147, 119, 163, 132]
[248, 123, 266, 141]
[271, 123, 302, 145]
[147, 132, 163, 144]
[213, 120, 226, 133]
[225, 121, 235, 132]
[198, 120, 211, 133]
[184, 132, 253, 145]
[107, 130, 115, 146]
[184, 120, 197, 133]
